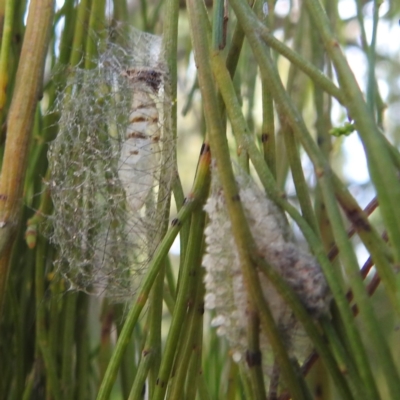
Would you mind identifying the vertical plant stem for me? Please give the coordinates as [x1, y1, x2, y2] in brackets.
[8, 283, 25, 400]
[128, 337, 156, 400]
[197, 372, 213, 400]
[162, 0, 179, 149]
[61, 292, 78, 400]
[21, 367, 35, 400]
[35, 236, 62, 400]
[255, 257, 354, 400]
[0, 0, 53, 315]
[212, 0, 226, 50]
[184, 280, 206, 400]
[76, 293, 90, 400]
[202, 313, 225, 398]
[365, 0, 379, 113]
[246, 310, 267, 399]
[256, 3, 276, 178]
[84, 0, 105, 69]
[69, 0, 91, 67]
[239, 364, 254, 400]
[146, 265, 165, 398]
[311, 21, 336, 257]
[281, 123, 319, 235]
[114, 304, 136, 399]
[98, 300, 114, 384]
[0, 0, 15, 113]
[225, 17, 246, 77]
[305, 0, 400, 264]
[166, 214, 205, 400]
[225, 361, 239, 400]
[318, 174, 400, 398]
[355, 0, 383, 119]
[319, 318, 366, 398]
[186, 1, 312, 399]
[163, 0, 189, 266]
[153, 198, 209, 400]
[165, 256, 176, 300]
[96, 144, 209, 400]
[96, 213, 183, 400]
[142, 1, 182, 385]
[57, 0, 76, 66]
[261, 82, 276, 178]
[0, 0, 5, 40]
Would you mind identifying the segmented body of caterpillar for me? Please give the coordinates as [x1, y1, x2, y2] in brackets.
[119, 66, 165, 212]
[202, 166, 331, 384]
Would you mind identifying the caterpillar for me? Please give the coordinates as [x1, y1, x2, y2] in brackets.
[202, 165, 331, 386]
[119, 66, 165, 212]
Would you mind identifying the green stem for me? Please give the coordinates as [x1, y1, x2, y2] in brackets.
[69, 0, 91, 67]
[98, 300, 114, 384]
[318, 172, 399, 398]
[153, 205, 208, 400]
[246, 310, 267, 399]
[215, 2, 384, 398]
[0, 0, 15, 112]
[127, 339, 156, 400]
[281, 123, 319, 235]
[227, 2, 400, 397]
[186, 1, 311, 398]
[75, 293, 90, 400]
[84, 0, 105, 69]
[166, 224, 205, 400]
[255, 257, 354, 400]
[319, 318, 366, 398]
[239, 364, 254, 400]
[184, 284, 205, 400]
[212, 0, 226, 50]
[185, 329, 204, 400]
[61, 292, 78, 400]
[255, 22, 346, 105]
[35, 236, 62, 400]
[147, 265, 165, 397]
[261, 80, 276, 178]
[57, 0, 76, 65]
[96, 144, 210, 400]
[365, 0, 379, 113]
[21, 366, 35, 400]
[310, 22, 336, 258]
[225, 361, 239, 400]
[165, 256, 176, 300]
[8, 281, 24, 400]
[114, 304, 136, 399]
[197, 372, 213, 400]
[305, 0, 400, 265]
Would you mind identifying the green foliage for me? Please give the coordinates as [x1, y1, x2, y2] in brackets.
[329, 122, 355, 137]
[1, 1, 400, 400]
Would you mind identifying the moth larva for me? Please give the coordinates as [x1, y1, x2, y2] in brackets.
[118, 66, 165, 212]
[202, 165, 331, 380]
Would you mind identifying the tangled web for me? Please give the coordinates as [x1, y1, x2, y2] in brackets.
[47, 27, 174, 301]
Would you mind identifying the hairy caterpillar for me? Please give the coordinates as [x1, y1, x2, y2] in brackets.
[202, 166, 331, 381]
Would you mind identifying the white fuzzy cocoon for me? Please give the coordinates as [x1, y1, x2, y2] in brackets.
[202, 167, 331, 364]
